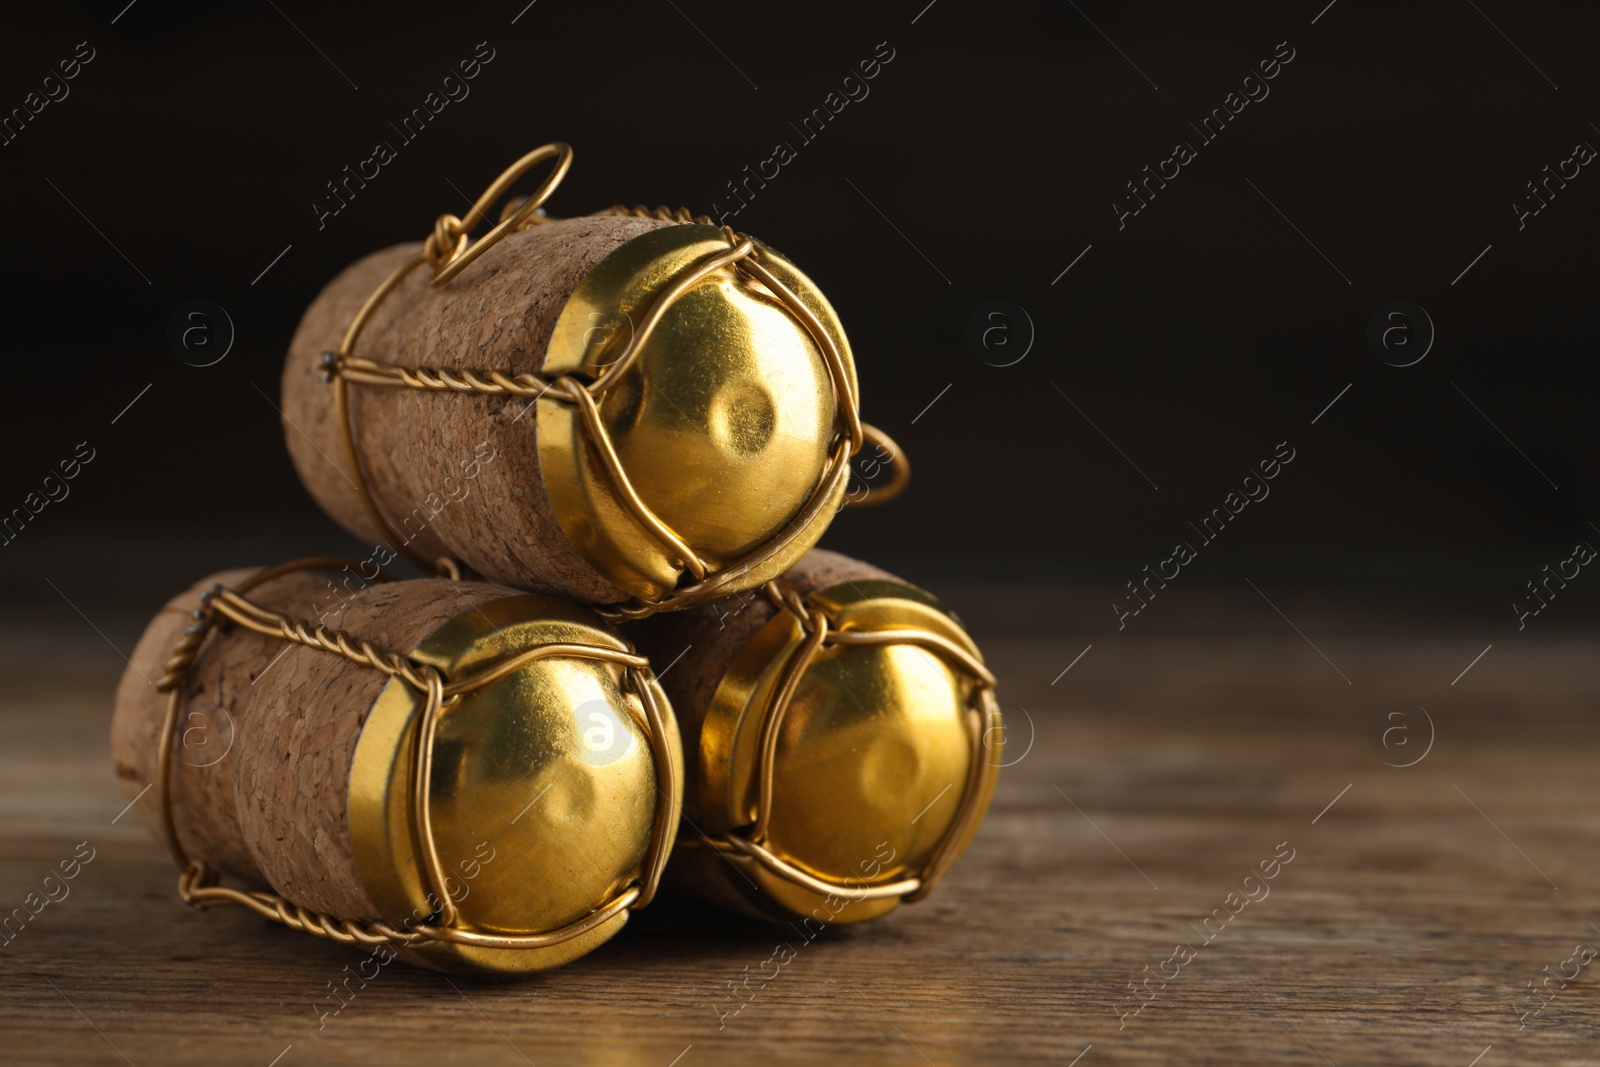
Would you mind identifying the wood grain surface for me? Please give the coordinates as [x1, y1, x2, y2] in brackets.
[5, 581, 1600, 1066]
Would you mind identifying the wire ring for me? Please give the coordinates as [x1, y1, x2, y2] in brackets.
[845, 424, 911, 508]
[431, 142, 573, 285]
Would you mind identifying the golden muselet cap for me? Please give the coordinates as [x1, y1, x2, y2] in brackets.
[539, 218, 864, 610]
[630, 549, 1002, 925]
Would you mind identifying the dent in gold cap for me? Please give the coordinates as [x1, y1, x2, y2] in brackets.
[673, 579, 1001, 925]
[540, 223, 860, 612]
[349, 593, 682, 975]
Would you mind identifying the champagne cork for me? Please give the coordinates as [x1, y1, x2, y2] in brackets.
[111, 563, 681, 975]
[628, 549, 1002, 926]
[282, 183, 863, 611]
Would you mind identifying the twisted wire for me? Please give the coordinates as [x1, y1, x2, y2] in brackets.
[330, 355, 555, 399]
[209, 587, 432, 690]
[596, 203, 714, 225]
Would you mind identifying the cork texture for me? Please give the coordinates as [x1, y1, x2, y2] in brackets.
[112, 567, 295, 883]
[112, 568, 522, 921]
[281, 215, 673, 603]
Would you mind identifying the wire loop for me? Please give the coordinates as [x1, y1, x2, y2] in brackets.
[430, 142, 573, 284]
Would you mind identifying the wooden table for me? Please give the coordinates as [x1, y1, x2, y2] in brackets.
[5, 581, 1599, 1065]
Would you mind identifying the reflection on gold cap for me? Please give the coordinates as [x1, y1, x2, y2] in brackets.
[541, 224, 858, 610]
[350, 593, 681, 974]
[677, 579, 1001, 924]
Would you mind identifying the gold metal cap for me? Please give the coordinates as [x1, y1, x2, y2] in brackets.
[349, 593, 682, 974]
[540, 224, 860, 612]
[681, 580, 1001, 924]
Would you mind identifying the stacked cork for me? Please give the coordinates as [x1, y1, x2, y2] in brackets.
[110, 145, 1001, 976]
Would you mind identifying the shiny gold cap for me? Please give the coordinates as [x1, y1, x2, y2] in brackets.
[349, 593, 681, 975]
[679, 579, 1001, 925]
[540, 224, 860, 612]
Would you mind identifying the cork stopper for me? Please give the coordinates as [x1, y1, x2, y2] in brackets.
[111, 565, 681, 974]
[282, 215, 858, 610]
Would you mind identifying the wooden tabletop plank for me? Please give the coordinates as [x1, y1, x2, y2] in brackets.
[3, 584, 1599, 1065]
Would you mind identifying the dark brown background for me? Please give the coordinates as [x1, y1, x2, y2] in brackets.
[3, 2, 1599, 1065]
[2, 0, 1596, 606]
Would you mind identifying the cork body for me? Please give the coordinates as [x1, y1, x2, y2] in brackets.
[281, 215, 673, 603]
[111, 568, 521, 921]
